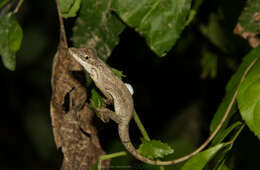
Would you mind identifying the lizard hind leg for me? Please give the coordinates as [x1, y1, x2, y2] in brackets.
[97, 108, 121, 124]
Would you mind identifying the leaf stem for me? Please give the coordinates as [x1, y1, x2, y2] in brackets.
[13, 0, 23, 14]
[98, 152, 127, 170]
[133, 110, 151, 141]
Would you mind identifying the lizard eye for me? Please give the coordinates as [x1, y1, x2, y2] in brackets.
[85, 55, 89, 59]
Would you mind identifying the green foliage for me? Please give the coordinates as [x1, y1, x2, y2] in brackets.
[113, 0, 192, 57]
[59, 0, 81, 18]
[90, 88, 104, 108]
[239, 0, 260, 33]
[72, 0, 125, 60]
[181, 143, 226, 170]
[89, 88, 104, 117]
[110, 67, 126, 80]
[211, 121, 242, 145]
[0, 13, 23, 71]
[237, 59, 260, 140]
[213, 144, 233, 170]
[138, 139, 174, 160]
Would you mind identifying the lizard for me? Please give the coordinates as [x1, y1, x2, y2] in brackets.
[68, 47, 258, 165]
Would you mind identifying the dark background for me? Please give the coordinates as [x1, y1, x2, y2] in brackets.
[0, 0, 260, 169]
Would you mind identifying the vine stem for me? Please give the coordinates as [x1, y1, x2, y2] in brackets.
[167, 57, 258, 164]
[13, 0, 24, 14]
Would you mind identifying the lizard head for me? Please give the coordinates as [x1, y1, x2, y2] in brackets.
[69, 47, 101, 80]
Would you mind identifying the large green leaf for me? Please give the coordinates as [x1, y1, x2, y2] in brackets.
[72, 0, 125, 60]
[239, 0, 260, 33]
[237, 59, 260, 139]
[210, 46, 260, 133]
[181, 143, 226, 170]
[113, 0, 192, 57]
[0, 13, 23, 71]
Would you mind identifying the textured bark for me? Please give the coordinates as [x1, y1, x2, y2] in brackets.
[50, 41, 110, 169]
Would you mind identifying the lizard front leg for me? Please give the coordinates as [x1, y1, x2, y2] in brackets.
[97, 108, 121, 124]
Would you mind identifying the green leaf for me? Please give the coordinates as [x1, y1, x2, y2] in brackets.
[89, 88, 104, 118]
[200, 48, 217, 79]
[237, 58, 260, 139]
[138, 139, 174, 160]
[239, 0, 260, 33]
[181, 143, 226, 170]
[72, 0, 125, 60]
[113, 0, 192, 57]
[0, 13, 23, 71]
[60, 0, 74, 13]
[211, 121, 242, 145]
[60, 0, 81, 18]
[90, 88, 104, 108]
[213, 144, 233, 170]
[210, 46, 260, 133]
[111, 67, 126, 80]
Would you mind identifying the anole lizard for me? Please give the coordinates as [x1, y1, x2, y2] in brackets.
[68, 47, 257, 165]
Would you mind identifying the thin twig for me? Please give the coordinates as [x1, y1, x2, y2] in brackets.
[168, 57, 258, 164]
[13, 0, 24, 14]
[141, 57, 258, 165]
[55, 0, 68, 47]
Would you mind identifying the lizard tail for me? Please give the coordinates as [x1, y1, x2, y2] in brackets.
[118, 123, 181, 165]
